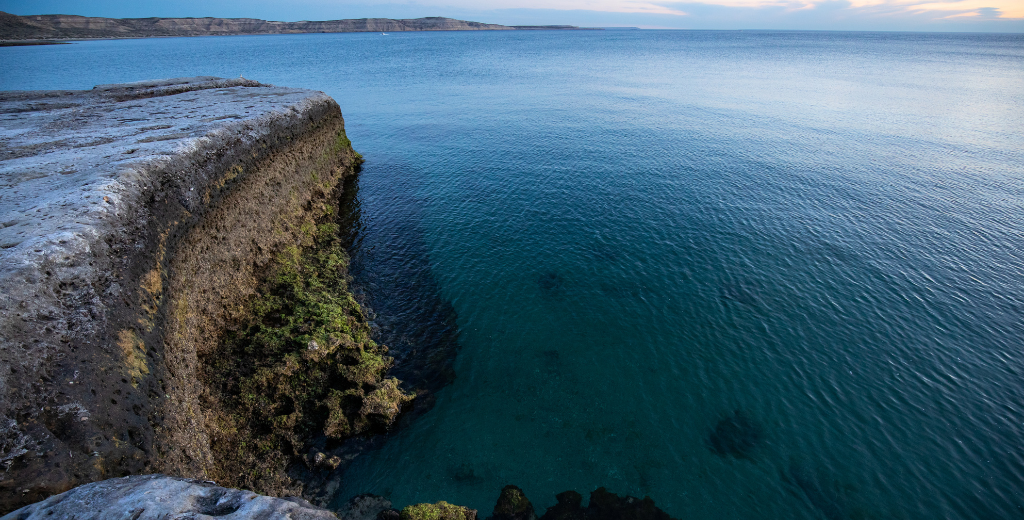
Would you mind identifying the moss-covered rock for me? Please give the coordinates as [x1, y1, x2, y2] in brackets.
[401, 501, 478, 520]
[491, 485, 537, 520]
[203, 214, 412, 492]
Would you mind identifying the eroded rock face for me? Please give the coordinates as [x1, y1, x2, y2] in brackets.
[0, 474, 338, 519]
[0, 77, 363, 512]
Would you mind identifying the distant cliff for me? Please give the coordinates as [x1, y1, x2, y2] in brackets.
[0, 11, 586, 40]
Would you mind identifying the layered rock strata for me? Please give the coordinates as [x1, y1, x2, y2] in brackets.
[0, 77, 374, 512]
[0, 11, 587, 40]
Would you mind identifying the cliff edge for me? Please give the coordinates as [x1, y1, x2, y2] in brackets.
[0, 12, 589, 40]
[0, 77, 395, 512]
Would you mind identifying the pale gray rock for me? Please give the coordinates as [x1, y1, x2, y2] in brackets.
[0, 77, 355, 512]
[0, 474, 338, 519]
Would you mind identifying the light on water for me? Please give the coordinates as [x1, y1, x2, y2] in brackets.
[5, 29, 1023, 519]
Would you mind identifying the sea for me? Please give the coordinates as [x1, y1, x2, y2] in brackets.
[3, 29, 1023, 519]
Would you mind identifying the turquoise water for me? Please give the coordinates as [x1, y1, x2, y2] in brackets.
[4, 30, 1024, 519]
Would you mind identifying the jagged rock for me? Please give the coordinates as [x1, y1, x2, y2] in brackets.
[400, 501, 478, 520]
[490, 485, 537, 520]
[377, 508, 402, 520]
[0, 474, 338, 519]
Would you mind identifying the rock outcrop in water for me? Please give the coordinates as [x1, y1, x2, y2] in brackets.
[0, 77, 404, 513]
[0, 11, 587, 41]
[377, 487, 678, 520]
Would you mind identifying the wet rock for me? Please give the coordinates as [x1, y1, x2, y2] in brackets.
[0, 474, 339, 519]
[707, 409, 763, 459]
[377, 508, 403, 520]
[450, 462, 484, 484]
[537, 491, 585, 520]
[400, 501, 477, 520]
[490, 485, 537, 520]
[583, 488, 674, 520]
[338, 494, 393, 520]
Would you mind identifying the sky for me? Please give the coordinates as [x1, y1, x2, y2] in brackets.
[1, 0, 1022, 31]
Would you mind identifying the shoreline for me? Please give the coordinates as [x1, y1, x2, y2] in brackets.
[0, 76, 680, 520]
[0, 77, 375, 512]
[0, 12, 598, 42]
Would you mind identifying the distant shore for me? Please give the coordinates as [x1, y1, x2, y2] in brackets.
[0, 11, 598, 41]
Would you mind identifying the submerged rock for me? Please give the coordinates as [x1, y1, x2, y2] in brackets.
[537, 271, 565, 293]
[0, 474, 338, 519]
[450, 462, 485, 484]
[706, 409, 763, 459]
[339, 494, 393, 520]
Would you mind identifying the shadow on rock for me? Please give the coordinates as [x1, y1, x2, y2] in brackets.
[707, 409, 763, 460]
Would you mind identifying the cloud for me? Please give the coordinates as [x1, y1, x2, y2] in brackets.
[436, 0, 687, 15]
[653, 0, 1024, 18]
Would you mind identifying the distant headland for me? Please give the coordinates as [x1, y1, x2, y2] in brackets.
[0, 11, 595, 41]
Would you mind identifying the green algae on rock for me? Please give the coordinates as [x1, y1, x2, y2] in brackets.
[400, 501, 479, 520]
[201, 218, 413, 492]
[0, 77, 388, 512]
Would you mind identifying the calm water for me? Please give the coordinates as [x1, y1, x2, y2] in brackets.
[4, 30, 1024, 519]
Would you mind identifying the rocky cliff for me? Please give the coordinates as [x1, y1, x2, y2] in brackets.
[0, 77, 409, 513]
[0, 12, 585, 40]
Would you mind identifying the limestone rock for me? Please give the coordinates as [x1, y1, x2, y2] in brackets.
[0, 474, 338, 519]
[0, 77, 361, 512]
